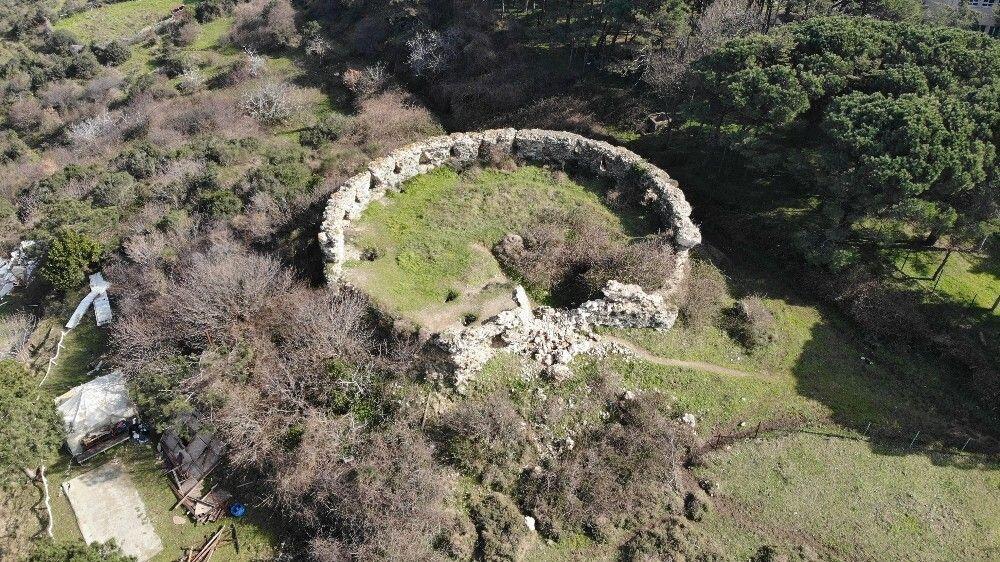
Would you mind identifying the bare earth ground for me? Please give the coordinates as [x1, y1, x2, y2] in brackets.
[62, 461, 163, 561]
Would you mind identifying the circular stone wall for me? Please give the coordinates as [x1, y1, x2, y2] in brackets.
[319, 128, 701, 286]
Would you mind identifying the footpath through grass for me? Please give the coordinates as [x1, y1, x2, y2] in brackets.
[347, 165, 656, 323]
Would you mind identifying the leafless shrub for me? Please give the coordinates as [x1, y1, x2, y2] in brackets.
[349, 91, 442, 154]
[82, 70, 125, 104]
[643, 0, 765, 92]
[239, 80, 297, 125]
[170, 241, 292, 348]
[519, 395, 690, 539]
[229, 0, 300, 53]
[407, 30, 459, 77]
[5, 98, 45, 134]
[123, 230, 167, 265]
[432, 393, 534, 492]
[65, 112, 118, 145]
[344, 63, 390, 100]
[156, 93, 255, 139]
[726, 295, 776, 349]
[494, 210, 673, 306]
[39, 81, 84, 116]
[0, 312, 37, 359]
[679, 258, 729, 329]
[293, 424, 454, 561]
[492, 95, 609, 139]
[177, 68, 205, 94]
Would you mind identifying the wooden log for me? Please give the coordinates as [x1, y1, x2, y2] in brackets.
[172, 478, 201, 511]
[190, 526, 226, 562]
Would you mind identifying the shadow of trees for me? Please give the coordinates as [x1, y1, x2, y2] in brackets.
[629, 134, 1000, 469]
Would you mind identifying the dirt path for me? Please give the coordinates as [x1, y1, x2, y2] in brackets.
[603, 336, 762, 378]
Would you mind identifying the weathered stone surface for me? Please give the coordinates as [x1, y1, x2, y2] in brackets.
[433, 282, 678, 391]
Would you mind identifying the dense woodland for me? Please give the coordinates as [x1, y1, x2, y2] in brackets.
[0, 0, 997, 560]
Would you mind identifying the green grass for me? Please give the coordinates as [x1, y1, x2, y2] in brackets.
[188, 16, 235, 52]
[602, 293, 984, 437]
[894, 249, 1000, 314]
[55, 0, 179, 43]
[694, 430, 1000, 561]
[46, 445, 277, 561]
[39, 318, 108, 397]
[348, 165, 654, 319]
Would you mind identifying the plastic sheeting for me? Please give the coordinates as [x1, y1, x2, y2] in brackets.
[65, 272, 112, 329]
[55, 371, 137, 457]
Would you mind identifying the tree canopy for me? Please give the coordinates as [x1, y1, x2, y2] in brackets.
[682, 17, 1000, 269]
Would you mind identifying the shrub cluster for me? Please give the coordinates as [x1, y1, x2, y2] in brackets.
[493, 209, 674, 306]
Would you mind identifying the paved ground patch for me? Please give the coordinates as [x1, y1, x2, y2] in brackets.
[62, 461, 163, 561]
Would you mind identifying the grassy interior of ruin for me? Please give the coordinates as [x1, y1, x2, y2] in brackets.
[344, 165, 658, 331]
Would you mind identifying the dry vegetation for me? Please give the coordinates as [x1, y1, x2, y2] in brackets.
[493, 209, 675, 306]
[2, 0, 997, 560]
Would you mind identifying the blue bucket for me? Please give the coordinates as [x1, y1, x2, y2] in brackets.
[229, 503, 246, 517]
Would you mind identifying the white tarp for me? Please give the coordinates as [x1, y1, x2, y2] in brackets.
[55, 371, 137, 457]
[90, 273, 112, 326]
[65, 272, 112, 329]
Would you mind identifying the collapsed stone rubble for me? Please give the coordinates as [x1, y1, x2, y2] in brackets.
[434, 281, 678, 392]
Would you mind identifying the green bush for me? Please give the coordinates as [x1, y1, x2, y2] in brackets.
[198, 188, 243, 218]
[92, 171, 137, 208]
[94, 41, 130, 67]
[115, 143, 164, 179]
[243, 160, 315, 204]
[0, 360, 62, 472]
[40, 228, 102, 292]
[0, 131, 31, 164]
[68, 49, 100, 79]
[300, 114, 350, 147]
[470, 493, 527, 562]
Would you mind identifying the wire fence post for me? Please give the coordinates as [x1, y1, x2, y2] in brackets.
[909, 431, 920, 449]
[961, 437, 971, 452]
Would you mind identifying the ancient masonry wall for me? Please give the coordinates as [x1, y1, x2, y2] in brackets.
[318, 128, 701, 284]
[318, 129, 703, 389]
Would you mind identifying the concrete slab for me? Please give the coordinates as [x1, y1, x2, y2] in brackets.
[62, 461, 163, 561]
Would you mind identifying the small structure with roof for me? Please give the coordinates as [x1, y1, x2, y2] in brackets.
[159, 414, 232, 522]
[55, 370, 137, 463]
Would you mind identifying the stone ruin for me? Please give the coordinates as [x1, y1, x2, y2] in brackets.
[319, 129, 702, 391]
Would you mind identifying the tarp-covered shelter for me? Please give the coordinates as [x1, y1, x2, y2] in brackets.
[55, 371, 137, 462]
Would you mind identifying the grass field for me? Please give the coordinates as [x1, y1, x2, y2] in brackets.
[894, 249, 1000, 314]
[695, 431, 1000, 561]
[55, 0, 180, 44]
[600, 292, 978, 436]
[346, 165, 656, 326]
